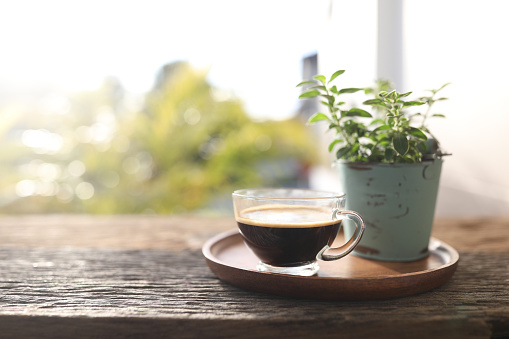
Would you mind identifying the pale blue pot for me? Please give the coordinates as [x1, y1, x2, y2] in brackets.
[339, 159, 443, 261]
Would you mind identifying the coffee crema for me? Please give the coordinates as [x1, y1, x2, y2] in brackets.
[236, 205, 337, 227]
[236, 205, 341, 267]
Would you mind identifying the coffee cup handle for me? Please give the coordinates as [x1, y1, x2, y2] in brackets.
[317, 210, 366, 261]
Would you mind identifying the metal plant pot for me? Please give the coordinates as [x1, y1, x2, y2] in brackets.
[338, 159, 443, 261]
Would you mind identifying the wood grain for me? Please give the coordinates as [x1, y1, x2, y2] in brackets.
[432, 217, 509, 252]
[0, 214, 235, 250]
[0, 215, 508, 338]
[0, 248, 507, 338]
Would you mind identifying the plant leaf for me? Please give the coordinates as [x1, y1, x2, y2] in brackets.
[369, 118, 385, 126]
[432, 113, 446, 118]
[393, 134, 409, 155]
[373, 124, 391, 133]
[328, 139, 343, 152]
[346, 108, 372, 118]
[296, 80, 316, 87]
[399, 91, 412, 97]
[323, 94, 335, 106]
[437, 82, 451, 91]
[417, 141, 428, 153]
[307, 112, 330, 124]
[338, 88, 363, 94]
[313, 75, 327, 85]
[387, 90, 396, 99]
[385, 148, 396, 162]
[329, 70, 345, 83]
[299, 90, 320, 99]
[336, 145, 351, 159]
[311, 85, 327, 91]
[363, 99, 383, 105]
[402, 100, 426, 107]
[408, 127, 428, 140]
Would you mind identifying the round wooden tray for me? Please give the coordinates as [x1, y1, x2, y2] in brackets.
[202, 229, 459, 300]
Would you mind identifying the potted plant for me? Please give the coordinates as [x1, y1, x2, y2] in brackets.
[298, 70, 450, 261]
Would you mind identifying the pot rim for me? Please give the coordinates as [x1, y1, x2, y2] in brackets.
[333, 158, 443, 168]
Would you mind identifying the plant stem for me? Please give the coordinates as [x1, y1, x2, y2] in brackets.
[420, 99, 434, 128]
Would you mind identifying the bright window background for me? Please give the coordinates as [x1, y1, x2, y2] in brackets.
[318, 0, 509, 217]
[2, 0, 508, 217]
[0, 0, 330, 214]
[404, 0, 509, 217]
[0, 0, 329, 120]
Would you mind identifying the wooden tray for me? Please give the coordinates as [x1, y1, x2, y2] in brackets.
[203, 230, 459, 300]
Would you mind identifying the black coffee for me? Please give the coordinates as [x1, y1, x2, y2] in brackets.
[236, 205, 341, 267]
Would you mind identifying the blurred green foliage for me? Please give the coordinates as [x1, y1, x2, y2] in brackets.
[1, 62, 317, 214]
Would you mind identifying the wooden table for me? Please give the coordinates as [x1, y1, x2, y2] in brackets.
[0, 215, 508, 338]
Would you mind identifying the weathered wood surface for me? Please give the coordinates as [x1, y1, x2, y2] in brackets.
[0, 215, 508, 338]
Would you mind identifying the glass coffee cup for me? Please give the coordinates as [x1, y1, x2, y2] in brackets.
[232, 188, 365, 276]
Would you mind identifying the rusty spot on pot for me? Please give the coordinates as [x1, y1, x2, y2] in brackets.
[355, 246, 380, 255]
[391, 206, 409, 219]
[367, 194, 386, 198]
[347, 164, 372, 171]
[366, 221, 380, 230]
[422, 166, 429, 179]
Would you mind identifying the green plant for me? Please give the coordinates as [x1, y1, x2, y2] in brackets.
[298, 70, 449, 163]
